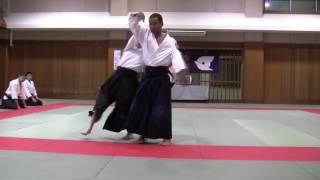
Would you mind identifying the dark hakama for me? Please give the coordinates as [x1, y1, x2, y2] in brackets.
[26, 97, 43, 106]
[92, 67, 139, 132]
[1, 94, 26, 109]
[126, 66, 172, 139]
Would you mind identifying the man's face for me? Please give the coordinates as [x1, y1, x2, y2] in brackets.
[149, 17, 162, 35]
[18, 76, 26, 83]
[26, 74, 32, 81]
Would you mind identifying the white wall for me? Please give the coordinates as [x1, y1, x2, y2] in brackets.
[12, 30, 108, 40]
[7, 0, 258, 13]
[245, 0, 263, 17]
[128, 0, 245, 12]
[128, 0, 157, 12]
[7, 0, 244, 13]
[110, 0, 127, 15]
[10, 0, 110, 12]
[5, 0, 320, 44]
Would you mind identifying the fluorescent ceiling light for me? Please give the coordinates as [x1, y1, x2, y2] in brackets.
[167, 30, 207, 37]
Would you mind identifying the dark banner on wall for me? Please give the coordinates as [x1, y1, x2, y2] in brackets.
[180, 50, 219, 74]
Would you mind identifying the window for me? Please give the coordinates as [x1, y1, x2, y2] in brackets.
[264, 0, 319, 13]
[179, 49, 243, 102]
[292, 0, 316, 12]
[265, 0, 290, 12]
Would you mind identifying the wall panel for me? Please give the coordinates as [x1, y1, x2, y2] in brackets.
[243, 43, 264, 102]
[6, 41, 108, 99]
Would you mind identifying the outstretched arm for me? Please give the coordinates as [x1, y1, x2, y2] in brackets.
[128, 12, 147, 44]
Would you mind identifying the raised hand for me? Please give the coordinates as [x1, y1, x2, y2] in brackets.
[134, 12, 145, 22]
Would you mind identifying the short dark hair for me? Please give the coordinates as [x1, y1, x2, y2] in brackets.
[149, 13, 163, 25]
[25, 72, 32, 76]
[17, 73, 25, 77]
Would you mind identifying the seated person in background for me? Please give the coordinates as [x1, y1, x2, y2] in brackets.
[1, 73, 27, 109]
[23, 72, 43, 106]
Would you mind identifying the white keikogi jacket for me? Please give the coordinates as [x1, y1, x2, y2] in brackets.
[3, 79, 27, 100]
[117, 36, 145, 72]
[23, 80, 38, 98]
[128, 14, 186, 73]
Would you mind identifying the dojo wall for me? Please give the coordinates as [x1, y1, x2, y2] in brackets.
[0, 41, 7, 95]
[1, 39, 319, 104]
[0, 0, 319, 103]
[10, 0, 110, 13]
[5, 0, 263, 16]
[8, 0, 246, 13]
[127, 0, 245, 12]
[264, 44, 320, 104]
[244, 43, 320, 104]
[1, 41, 109, 99]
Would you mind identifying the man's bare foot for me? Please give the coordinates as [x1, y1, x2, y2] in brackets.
[159, 139, 172, 146]
[122, 133, 134, 140]
[81, 129, 92, 136]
